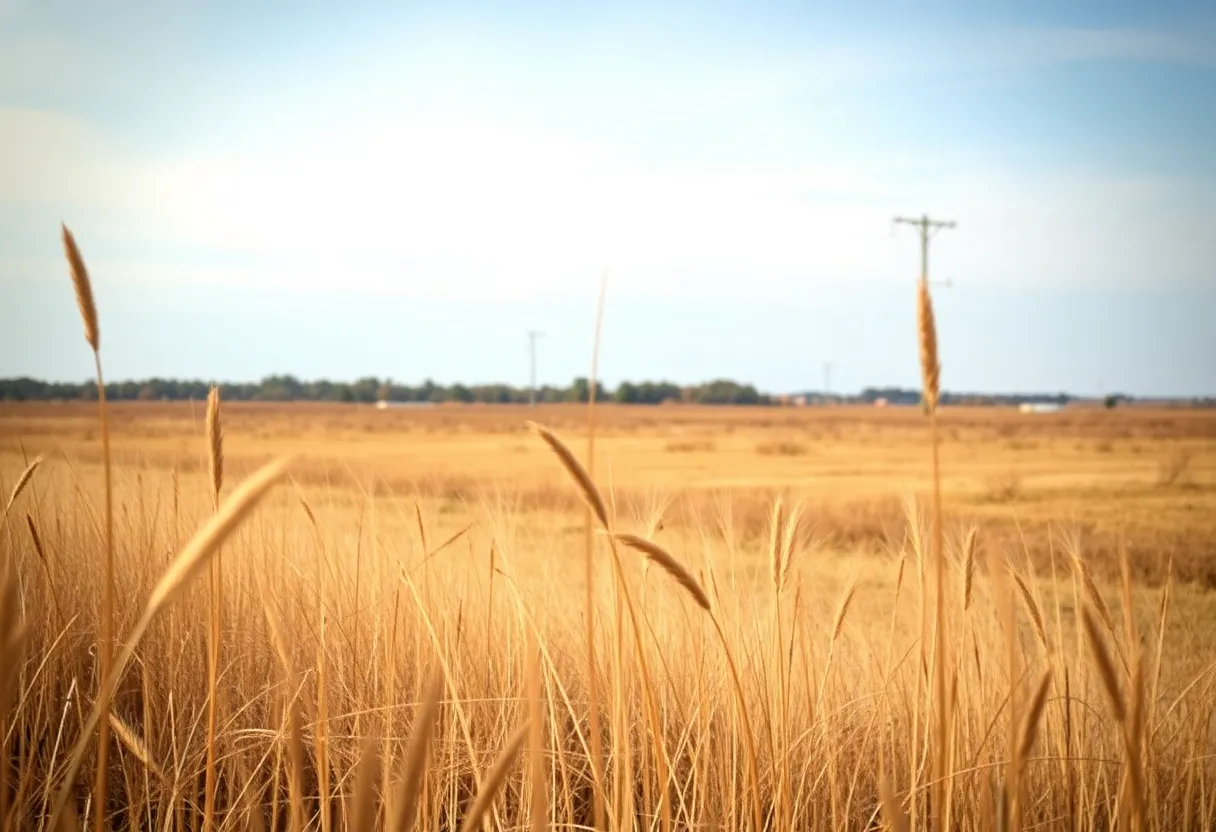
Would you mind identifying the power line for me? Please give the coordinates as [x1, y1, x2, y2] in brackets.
[527, 330, 544, 406]
[893, 214, 956, 286]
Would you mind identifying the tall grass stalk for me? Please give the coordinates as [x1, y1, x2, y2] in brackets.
[917, 275, 950, 832]
[62, 223, 115, 832]
[0, 457, 40, 828]
[584, 271, 609, 830]
[203, 385, 223, 831]
[49, 456, 293, 827]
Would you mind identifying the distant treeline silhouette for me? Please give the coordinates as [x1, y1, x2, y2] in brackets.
[1, 375, 764, 405]
[0, 375, 1192, 407]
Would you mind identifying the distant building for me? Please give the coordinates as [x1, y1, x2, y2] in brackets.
[375, 400, 436, 410]
[1018, 402, 1062, 414]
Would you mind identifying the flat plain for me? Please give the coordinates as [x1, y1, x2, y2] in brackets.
[1, 399, 1215, 829]
[4, 400, 1212, 578]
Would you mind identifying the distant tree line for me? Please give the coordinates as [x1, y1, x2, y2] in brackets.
[0, 375, 770, 406]
[853, 387, 1076, 407]
[2, 376, 1198, 407]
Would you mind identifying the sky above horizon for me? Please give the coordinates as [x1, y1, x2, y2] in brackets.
[2, 1, 1214, 396]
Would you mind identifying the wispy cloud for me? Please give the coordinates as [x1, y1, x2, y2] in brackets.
[1009, 26, 1214, 68]
[3, 102, 1210, 305]
[2, 8, 1213, 302]
[2, 4, 1213, 393]
[943, 26, 1215, 74]
[802, 25, 1215, 84]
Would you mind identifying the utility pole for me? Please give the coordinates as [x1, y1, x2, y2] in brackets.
[823, 362, 832, 403]
[527, 330, 544, 406]
[893, 213, 956, 284]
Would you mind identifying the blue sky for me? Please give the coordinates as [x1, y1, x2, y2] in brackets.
[2, 1, 1214, 396]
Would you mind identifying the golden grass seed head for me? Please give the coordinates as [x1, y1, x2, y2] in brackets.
[414, 501, 428, 551]
[768, 496, 786, 593]
[61, 223, 99, 352]
[1011, 569, 1049, 650]
[108, 712, 168, 785]
[298, 496, 318, 531]
[962, 528, 978, 611]
[206, 386, 224, 502]
[613, 533, 711, 611]
[916, 278, 940, 413]
[3, 454, 44, 523]
[831, 579, 859, 643]
[527, 421, 610, 530]
[779, 502, 805, 594]
[1071, 553, 1116, 634]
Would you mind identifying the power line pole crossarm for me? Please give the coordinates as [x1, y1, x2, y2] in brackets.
[893, 214, 957, 284]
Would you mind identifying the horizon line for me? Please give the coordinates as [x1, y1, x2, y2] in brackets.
[2, 375, 1211, 403]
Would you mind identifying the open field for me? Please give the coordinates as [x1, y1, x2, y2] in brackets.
[2, 399, 1215, 829]
[4, 401, 1214, 582]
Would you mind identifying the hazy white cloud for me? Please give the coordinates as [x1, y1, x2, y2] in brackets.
[0, 109, 886, 294]
[0, 108, 130, 203]
[3, 7, 1214, 395]
[2, 104, 1212, 304]
[2, 9, 1213, 304]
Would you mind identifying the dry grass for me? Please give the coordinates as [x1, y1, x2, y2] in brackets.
[1156, 449, 1193, 488]
[917, 277, 940, 413]
[612, 533, 711, 611]
[61, 222, 114, 832]
[1, 228, 1215, 829]
[754, 439, 809, 457]
[203, 385, 224, 832]
[983, 470, 1023, 503]
[3, 414, 1216, 829]
[663, 438, 715, 454]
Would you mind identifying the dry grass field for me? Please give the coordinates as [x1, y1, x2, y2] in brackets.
[2, 396, 1215, 830]
[2, 228, 1216, 831]
[5, 399, 1213, 583]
